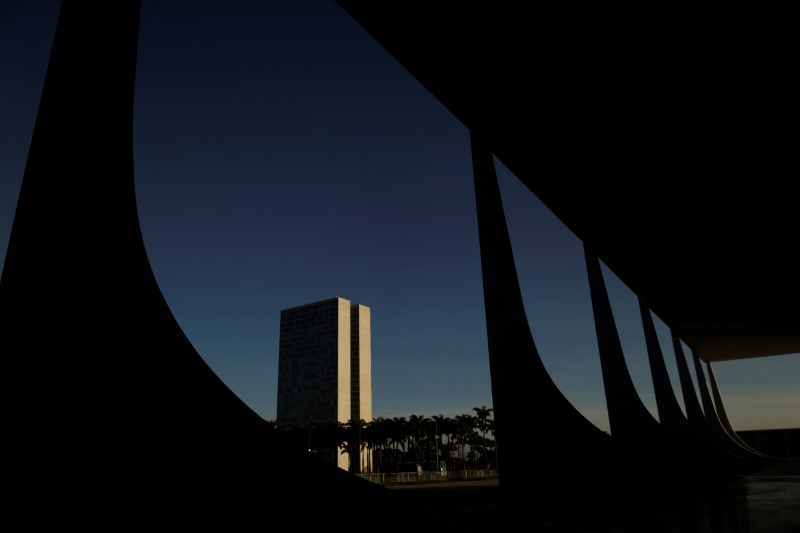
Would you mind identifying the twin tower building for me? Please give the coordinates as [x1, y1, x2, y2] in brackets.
[276, 297, 372, 472]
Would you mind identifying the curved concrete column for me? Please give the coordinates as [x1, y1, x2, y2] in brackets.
[672, 331, 712, 429]
[639, 298, 688, 431]
[582, 249, 735, 479]
[640, 299, 758, 472]
[0, 1, 397, 525]
[706, 362, 767, 457]
[579, 250, 766, 487]
[705, 359, 771, 458]
[691, 348, 723, 426]
[671, 332, 768, 467]
[471, 132, 616, 509]
[583, 248, 775, 479]
[584, 250, 663, 443]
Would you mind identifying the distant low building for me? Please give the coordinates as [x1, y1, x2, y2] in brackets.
[737, 428, 800, 458]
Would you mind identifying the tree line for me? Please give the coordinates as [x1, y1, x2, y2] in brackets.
[267, 406, 496, 474]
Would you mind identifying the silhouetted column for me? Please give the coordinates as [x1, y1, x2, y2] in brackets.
[691, 349, 720, 423]
[706, 361, 770, 457]
[1, 0, 150, 491]
[0, 1, 398, 525]
[639, 298, 690, 431]
[640, 304, 755, 473]
[692, 349, 761, 460]
[471, 132, 613, 509]
[584, 247, 662, 442]
[671, 332, 708, 425]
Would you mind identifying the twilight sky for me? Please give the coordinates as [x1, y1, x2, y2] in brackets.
[1, 1, 797, 432]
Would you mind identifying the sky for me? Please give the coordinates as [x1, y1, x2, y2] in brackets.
[1, 1, 797, 432]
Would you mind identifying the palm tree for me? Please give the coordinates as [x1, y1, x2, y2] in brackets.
[368, 417, 389, 472]
[326, 409, 499, 472]
[473, 406, 493, 468]
[487, 416, 499, 469]
[431, 414, 446, 471]
[360, 419, 374, 473]
[312, 419, 339, 466]
[342, 418, 368, 474]
[454, 414, 475, 468]
[439, 416, 457, 472]
[336, 420, 353, 471]
[407, 414, 427, 463]
[389, 416, 407, 463]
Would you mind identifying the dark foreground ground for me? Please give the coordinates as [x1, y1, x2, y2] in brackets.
[384, 459, 800, 532]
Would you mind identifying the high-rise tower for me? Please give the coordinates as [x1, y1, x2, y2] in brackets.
[276, 297, 372, 471]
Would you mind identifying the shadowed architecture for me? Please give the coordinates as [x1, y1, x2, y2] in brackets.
[336, 2, 799, 360]
[472, 132, 620, 516]
[337, 0, 796, 525]
[2, 0, 796, 530]
[0, 1, 399, 528]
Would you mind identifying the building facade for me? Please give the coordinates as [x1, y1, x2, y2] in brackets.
[276, 297, 372, 471]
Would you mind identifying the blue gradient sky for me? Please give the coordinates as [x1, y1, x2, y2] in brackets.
[2, 1, 797, 431]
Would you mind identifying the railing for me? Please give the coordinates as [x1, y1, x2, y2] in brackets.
[357, 469, 498, 485]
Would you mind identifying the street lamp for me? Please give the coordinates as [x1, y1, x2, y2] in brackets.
[308, 425, 316, 453]
[434, 421, 440, 477]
